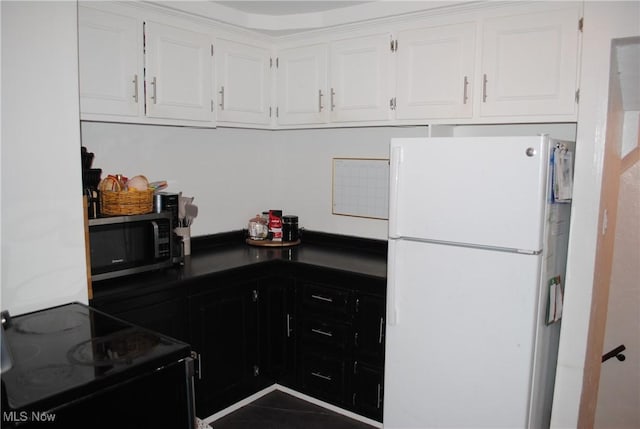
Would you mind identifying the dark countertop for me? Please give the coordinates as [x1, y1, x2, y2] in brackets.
[92, 230, 388, 303]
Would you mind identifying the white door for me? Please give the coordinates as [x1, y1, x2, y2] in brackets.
[479, 5, 580, 117]
[144, 21, 213, 122]
[78, 5, 141, 117]
[396, 22, 476, 119]
[277, 44, 328, 125]
[215, 39, 271, 125]
[385, 239, 540, 428]
[389, 136, 549, 251]
[330, 33, 393, 122]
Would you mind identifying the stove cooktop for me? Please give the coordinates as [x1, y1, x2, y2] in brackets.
[1, 302, 190, 411]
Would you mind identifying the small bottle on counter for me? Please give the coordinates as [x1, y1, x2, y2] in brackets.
[282, 215, 299, 242]
[268, 210, 283, 242]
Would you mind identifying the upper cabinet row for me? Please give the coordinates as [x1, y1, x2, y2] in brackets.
[78, 3, 582, 129]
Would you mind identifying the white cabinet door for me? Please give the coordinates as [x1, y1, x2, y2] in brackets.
[479, 6, 580, 117]
[330, 33, 393, 122]
[215, 39, 271, 125]
[144, 21, 213, 122]
[78, 6, 141, 117]
[396, 23, 476, 119]
[277, 44, 328, 125]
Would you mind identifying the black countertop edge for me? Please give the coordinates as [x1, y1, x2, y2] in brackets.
[191, 229, 388, 256]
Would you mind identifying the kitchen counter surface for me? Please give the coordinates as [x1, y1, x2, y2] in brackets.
[92, 231, 387, 303]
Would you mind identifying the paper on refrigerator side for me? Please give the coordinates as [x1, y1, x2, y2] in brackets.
[552, 145, 573, 202]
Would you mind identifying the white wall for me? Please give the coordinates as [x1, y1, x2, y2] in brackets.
[1, 2, 88, 315]
[81, 123, 427, 240]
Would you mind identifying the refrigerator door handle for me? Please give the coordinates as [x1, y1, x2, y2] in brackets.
[387, 239, 399, 325]
[389, 145, 403, 239]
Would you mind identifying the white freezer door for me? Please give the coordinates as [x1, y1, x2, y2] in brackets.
[389, 136, 549, 252]
[384, 239, 542, 428]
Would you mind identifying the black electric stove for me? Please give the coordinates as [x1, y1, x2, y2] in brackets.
[1, 302, 195, 428]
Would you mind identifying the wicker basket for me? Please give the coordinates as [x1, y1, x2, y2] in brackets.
[100, 189, 154, 216]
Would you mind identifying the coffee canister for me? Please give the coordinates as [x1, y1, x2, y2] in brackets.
[282, 215, 299, 242]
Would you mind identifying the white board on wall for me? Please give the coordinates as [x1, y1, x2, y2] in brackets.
[332, 158, 389, 219]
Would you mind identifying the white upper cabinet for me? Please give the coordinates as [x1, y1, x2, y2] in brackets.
[215, 39, 271, 125]
[396, 23, 476, 120]
[330, 33, 394, 122]
[78, 6, 141, 117]
[276, 44, 328, 125]
[144, 21, 213, 122]
[478, 5, 581, 118]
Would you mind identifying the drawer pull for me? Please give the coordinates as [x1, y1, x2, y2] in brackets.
[311, 294, 333, 303]
[311, 328, 333, 337]
[311, 371, 332, 381]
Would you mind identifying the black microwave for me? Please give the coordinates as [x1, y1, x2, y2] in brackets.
[88, 212, 176, 281]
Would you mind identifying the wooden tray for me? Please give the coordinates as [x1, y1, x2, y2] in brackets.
[246, 238, 301, 247]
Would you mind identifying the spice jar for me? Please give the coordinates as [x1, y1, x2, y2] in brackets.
[282, 215, 299, 242]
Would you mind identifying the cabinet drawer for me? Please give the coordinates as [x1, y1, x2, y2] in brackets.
[302, 283, 351, 316]
[300, 317, 351, 350]
[299, 353, 346, 403]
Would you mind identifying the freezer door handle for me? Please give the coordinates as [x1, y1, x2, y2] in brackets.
[389, 145, 403, 239]
[387, 239, 399, 325]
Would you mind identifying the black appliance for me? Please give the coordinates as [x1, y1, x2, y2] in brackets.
[0, 303, 195, 429]
[88, 212, 176, 281]
[154, 192, 184, 264]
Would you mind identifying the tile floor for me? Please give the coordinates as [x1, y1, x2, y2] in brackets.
[210, 391, 378, 429]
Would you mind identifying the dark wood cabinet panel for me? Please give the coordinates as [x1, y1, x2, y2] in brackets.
[258, 275, 296, 385]
[189, 280, 260, 417]
[354, 293, 386, 361]
[352, 361, 384, 421]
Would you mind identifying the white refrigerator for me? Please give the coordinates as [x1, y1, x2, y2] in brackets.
[384, 136, 573, 428]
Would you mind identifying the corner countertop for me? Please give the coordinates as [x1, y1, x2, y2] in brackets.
[91, 230, 387, 303]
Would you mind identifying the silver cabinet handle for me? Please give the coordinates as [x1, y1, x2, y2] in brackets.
[150, 76, 157, 104]
[311, 371, 332, 381]
[311, 294, 333, 303]
[378, 317, 384, 344]
[219, 86, 225, 110]
[286, 313, 292, 338]
[311, 328, 333, 337]
[318, 89, 324, 112]
[482, 74, 488, 103]
[376, 383, 382, 409]
[330, 88, 335, 111]
[133, 74, 139, 103]
[463, 75, 469, 104]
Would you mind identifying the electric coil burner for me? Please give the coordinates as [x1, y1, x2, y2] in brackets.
[1, 303, 196, 429]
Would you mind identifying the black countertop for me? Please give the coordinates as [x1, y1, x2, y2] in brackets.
[92, 230, 387, 303]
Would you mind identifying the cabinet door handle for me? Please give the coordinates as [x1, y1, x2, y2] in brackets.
[219, 86, 225, 110]
[311, 371, 332, 381]
[463, 75, 469, 104]
[286, 313, 292, 338]
[311, 294, 333, 303]
[191, 351, 202, 380]
[376, 383, 382, 409]
[482, 74, 488, 103]
[318, 89, 324, 112]
[132, 74, 139, 103]
[378, 317, 384, 344]
[150, 76, 157, 104]
[330, 88, 335, 111]
[311, 328, 333, 337]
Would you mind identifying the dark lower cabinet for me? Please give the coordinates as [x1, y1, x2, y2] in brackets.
[92, 262, 386, 423]
[189, 279, 260, 417]
[258, 275, 296, 386]
[352, 361, 384, 420]
[294, 267, 386, 422]
[299, 351, 347, 404]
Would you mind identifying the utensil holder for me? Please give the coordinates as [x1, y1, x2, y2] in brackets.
[175, 226, 191, 256]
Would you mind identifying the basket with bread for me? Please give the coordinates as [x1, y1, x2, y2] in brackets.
[98, 174, 154, 216]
